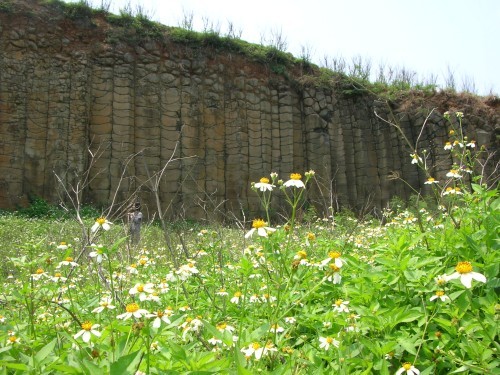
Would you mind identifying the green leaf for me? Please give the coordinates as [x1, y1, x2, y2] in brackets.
[449, 290, 465, 301]
[398, 309, 423, 323]
[0, 361, 29, 371]
[109, 236, 128, 254]
[358, 336, 381, 356]
[397, 337, 418, 355]
[490, 196, 500, 211]
[450, 365, 470, 373]
[110, 350, 142, 375]
[48, 364, 81, 374]
[34, 338, 57, 365]
[249, 323, 270, 341]
[168, 342, 188, 362]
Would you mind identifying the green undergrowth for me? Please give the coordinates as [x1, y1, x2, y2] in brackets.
[0, 182, 498, 374]
[1, 137, 499, 373]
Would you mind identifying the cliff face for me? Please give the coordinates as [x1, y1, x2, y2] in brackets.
[1, 1, 498, 219]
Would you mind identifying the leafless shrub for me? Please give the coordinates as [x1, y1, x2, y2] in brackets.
[320, 55, 346, 74]
[97, 0, 111, 12]
[260, 28, 288, 51]
[118, 0, 133, 17]
[178, 9, 194, 30]
[444, 65, 456, 91]
[202, 16, 221, 34]
[349, 55, 371, 80]
[225, 21, 243, 39]
[461, 75, 477, 94]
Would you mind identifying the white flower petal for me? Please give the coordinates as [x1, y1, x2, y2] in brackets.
[444, 272, 460, 282]
[471, 272, 487, 284]
[245, 228, 255, 239]
[460, 274, 473, 288]
[257, 227, 268, 237]
[82, 331, 91, 343]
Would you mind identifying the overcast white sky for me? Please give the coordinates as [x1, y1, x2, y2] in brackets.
[68, 0, 499, 95]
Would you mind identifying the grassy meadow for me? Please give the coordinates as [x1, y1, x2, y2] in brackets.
[0, 111, 499, 374]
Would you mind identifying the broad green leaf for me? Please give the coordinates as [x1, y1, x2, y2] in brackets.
[34, 338, 57, 365]
[450, 365, 470, 373]
[110, 350, 142, 375]
[358, 336, 381, 356]
[48, 364, 81, 374]
[397, 337, 417, 355]
[0, 361, 29, 371]
[398, 309, 424, 323]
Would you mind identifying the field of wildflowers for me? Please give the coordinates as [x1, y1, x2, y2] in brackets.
[0, 111, 498, 374]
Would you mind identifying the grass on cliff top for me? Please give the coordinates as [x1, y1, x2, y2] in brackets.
[5, 0, 489, 99]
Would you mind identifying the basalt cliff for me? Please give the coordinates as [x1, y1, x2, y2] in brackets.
[1, 0, 498, 219]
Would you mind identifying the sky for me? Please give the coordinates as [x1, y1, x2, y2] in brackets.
[67, 0, 499, 95]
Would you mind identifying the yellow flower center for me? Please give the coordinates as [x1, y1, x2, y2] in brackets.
[60, 242, 67, 245]
[252, 219, 266, 229]
[329, 264, 340, 272]
[8, 336, 17, 343]
[157, 310, 164, 317]
[328, 251, 341, 259]
[296, 250, 307, 259]
[449, 130, 455, 135]
[252, 342, 261, 350]
[54, 273, 62, 278]
[36, 268, 44, 274]
[335, 299, 343, 306]
[81, 321, 93, 331]
[427, 177, 435, 182]
[436, 290, 445, 296]
[259, 177, 270, 183]
[130, 263, 137, 268]
[449, 169, 458, 174]
[65, 257, 73, 262]
[96, 217, 106, 225]
[139, 259, 147, 265]
[403, 363, 412, 370]
[216, 323, 227, 330]
[188, 263, 194, 268]
[290, 173, 302, 180]
[126, 303, 140, 313]
[137, 285, 144, 292]
[455, 261, 472, 274]
[307, 232, 316, 241]
[326, 337, 333, 343]
[234, 291, 242, 297]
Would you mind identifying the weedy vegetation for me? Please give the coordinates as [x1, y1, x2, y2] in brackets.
[0, 111, 498, 374]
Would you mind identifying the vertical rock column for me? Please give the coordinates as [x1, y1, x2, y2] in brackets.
[159, 60, 182, 218]
[88, 55, 114, 204]
[109, 56, 136, 204]
[0, 35, 29, 207]
[201, 63, 226, 220]
[179, 58, 205, 219]
[224, 75, 248, 213]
